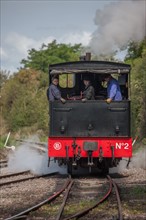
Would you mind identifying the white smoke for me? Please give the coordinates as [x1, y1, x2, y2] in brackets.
[110, 147, 146, 174]
[131, 148, 146, 169]
[7, 135, 67, 175]
[8, 144, 49, 175]
[89, 0, 146, 55]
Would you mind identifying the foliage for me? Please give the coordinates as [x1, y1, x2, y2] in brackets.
[0, 135, 13, 148]
[20, 40, 82, 73]
[0, 136, 7, 148]
[0, 70, 11, 90]
[125, 39, 146, 60]
[125, 38, 146, 139]
[1, 69, 48, 132]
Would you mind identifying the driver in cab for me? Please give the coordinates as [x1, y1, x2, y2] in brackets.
[82, 76, 95, 102]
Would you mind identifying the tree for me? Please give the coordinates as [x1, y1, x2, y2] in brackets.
[125, 38, 146, 139]
[1, 69, 48, 132]
[20, 40, 82, 73]
[0, 70, 10, 90]
[125, 39, 146, 60]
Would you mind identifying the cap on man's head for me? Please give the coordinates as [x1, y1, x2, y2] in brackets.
[102, 74, 111, 80]
[104, 73, 111, 78]
[83, 75, 91, 81]
[52, 75, 59, 81]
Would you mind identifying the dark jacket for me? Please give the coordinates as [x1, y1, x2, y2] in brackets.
[82, 85, 95, 100]
[47, 84, 61, 101]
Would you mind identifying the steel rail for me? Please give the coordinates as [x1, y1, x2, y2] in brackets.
[0, 170, 30, 179]
[0, 159, 8, 163]
[111, 179, 123, 220]
[0, 160, 8, 168]
[16, 139, 46, 147]
[8, 216, 27, 219]
[5, 178, 72, 220]
[0, 172, 58, 187]
[63, 175, 113, 220]
[56, 179, 74, 220]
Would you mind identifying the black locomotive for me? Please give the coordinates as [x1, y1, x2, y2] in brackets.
[48, 53, 132, 174]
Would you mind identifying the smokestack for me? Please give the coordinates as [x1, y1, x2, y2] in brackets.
[80, 53, 91, 61]
[85, 52, 91, 61]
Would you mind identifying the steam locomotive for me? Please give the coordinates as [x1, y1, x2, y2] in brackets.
[48, 53, 132, 174]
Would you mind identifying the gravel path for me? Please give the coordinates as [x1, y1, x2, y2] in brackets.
[0, 176, 56, 219]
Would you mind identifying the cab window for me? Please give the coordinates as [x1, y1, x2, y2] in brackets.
[59, 74, 75, 88]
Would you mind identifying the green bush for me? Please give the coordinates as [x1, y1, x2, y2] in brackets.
[1, 69, 49, 133]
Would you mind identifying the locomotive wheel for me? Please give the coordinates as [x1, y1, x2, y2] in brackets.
[98, 159, 109, 175]
[102, 165, 109, 174]
[67, 159, 73, 175]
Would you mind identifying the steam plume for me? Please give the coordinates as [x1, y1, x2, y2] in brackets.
[7, 135, 67, 175]
[90, 0, 146, 55]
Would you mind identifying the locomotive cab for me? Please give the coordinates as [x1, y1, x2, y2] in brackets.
[48, 58, 132, 174]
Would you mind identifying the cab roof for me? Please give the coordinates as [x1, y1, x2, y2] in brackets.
[49, 60, 131, 75]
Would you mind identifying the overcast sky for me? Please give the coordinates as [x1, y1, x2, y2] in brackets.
[1, 0, 146, 73]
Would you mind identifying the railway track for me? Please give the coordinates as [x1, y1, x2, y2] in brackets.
[5, 176, 72, 220]
[0, 170, 58, 187]
[0, 159, 8, 168]
[4, 175, 123, 220]
[0, 170, 30, 178]
[62, 175, 122, 220]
